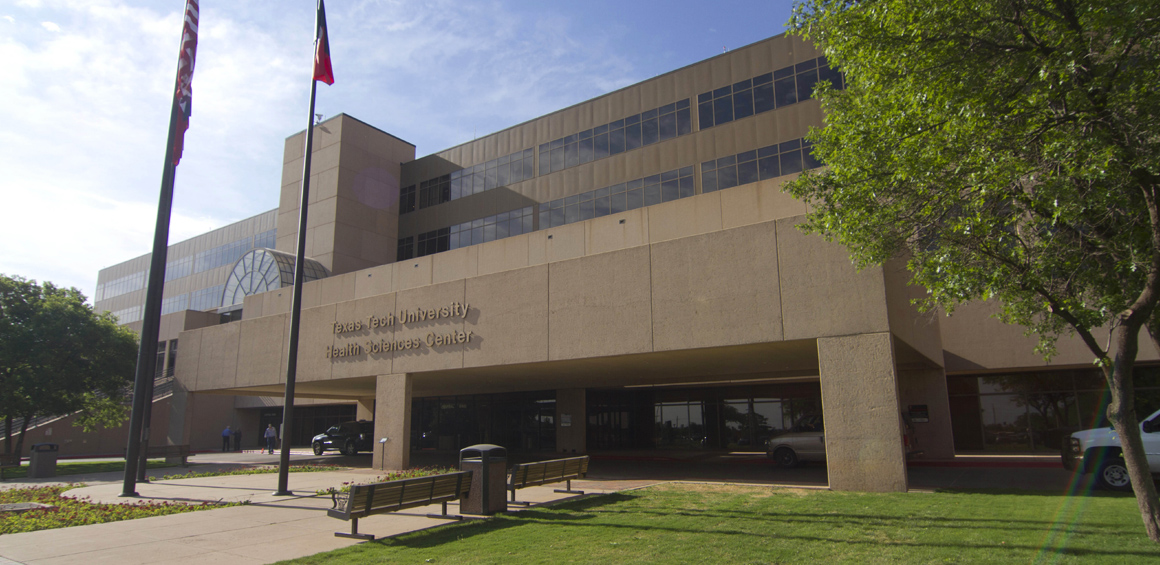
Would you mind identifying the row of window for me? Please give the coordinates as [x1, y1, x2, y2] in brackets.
[539, 166, 696, 230]
[110, 305, 143, 324]
[95, 270, 146, 302]
[538, 100, 693, 176]
[161, 294, 188, 315]
[398, 137, 819, 260]
[400, 58, 839, 217]
[189, 284, 224, 311]
[165, 256, 193, 282]
[195, 236, 254, 274]
[697, 56, 843, 130]
[400, 149, 537, 214]
[701, 138, 821, 194]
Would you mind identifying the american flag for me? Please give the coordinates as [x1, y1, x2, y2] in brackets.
[172, 0, 198, 166]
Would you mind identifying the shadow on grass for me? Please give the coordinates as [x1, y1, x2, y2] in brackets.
[365, 491, 1155, 559]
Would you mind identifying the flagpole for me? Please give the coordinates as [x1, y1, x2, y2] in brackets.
[120, 95, 181, 498]
[275, 0, 326, 496]
[121, 0, 196, 498]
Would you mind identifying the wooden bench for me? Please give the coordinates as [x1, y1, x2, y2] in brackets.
[0, 453, 21, 481]
[327, 471, 473, 540]
[507, 455, 589, 506]
[129, 444, 191, 466]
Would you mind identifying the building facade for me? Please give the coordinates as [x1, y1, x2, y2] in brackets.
[89, 32, 1160, 491]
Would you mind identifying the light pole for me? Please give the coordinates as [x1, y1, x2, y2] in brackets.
[378, 437, 388, 471]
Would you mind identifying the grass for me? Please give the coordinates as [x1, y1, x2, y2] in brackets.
[0, 484, 234, 534]
[0, 459, 172, 480]
[282, 484, 1160, 564]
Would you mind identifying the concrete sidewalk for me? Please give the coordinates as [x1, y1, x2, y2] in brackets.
[0, 460, 657, 565]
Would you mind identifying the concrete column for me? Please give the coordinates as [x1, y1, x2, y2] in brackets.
[373, 374, 412, 470]
[166, 382, 194, 448]
[898, 368, 955, 459]
[556, 388, 586, 454]
[356, 397, 375, 422]
[818, 333, 907, 492]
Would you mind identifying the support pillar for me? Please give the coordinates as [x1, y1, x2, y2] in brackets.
[356, 397, 374, 422]
[818, 333, 907, 492]
[556, 389, 586, 454]
[898, 368, 955, 459]
[373, 374, 412, 470]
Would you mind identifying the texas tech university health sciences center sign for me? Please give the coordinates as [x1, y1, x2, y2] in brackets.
[324, 302, 474, 359]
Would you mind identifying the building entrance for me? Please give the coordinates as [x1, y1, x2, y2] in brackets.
[411, 390, 556, 454]
[588, 382, 822, 451]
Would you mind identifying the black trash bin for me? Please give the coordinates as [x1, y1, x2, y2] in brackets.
[459, 444, 507, 515]
[29, 443, 59, 478]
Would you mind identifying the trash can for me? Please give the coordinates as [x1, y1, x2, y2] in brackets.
[459, 444, 507, 515]
[28, 443, 59, 478]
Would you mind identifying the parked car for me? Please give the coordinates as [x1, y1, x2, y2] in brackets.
[1062, 408, 1160, 491]
[766, 414, 826, 467]
[311, 420, 374, 456]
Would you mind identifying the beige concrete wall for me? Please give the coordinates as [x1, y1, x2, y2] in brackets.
[373, 374, 412, 470]
[818, 333, 907, 492]
[882, 259, 944, 368]
[278, 115, 416, 275]
[179, 211, 897, 393]
[939, 300, 1160, 373]
[897, 368, 955, 459]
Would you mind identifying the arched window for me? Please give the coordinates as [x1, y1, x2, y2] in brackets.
[221, 248, 329, 308]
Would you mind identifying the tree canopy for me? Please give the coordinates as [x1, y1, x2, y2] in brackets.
[0, 275, 138, 454]
[786, 0, 1160, 540]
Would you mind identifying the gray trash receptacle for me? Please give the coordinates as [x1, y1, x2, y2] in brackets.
[28, 443, 59, 478]
[459, 444, 507, 515]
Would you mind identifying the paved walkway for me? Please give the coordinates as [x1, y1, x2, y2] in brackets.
[0, 454, 659, 565]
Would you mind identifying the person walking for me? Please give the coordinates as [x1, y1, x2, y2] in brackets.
[221, 426, 231, 452]
[264, 424, 277, 454]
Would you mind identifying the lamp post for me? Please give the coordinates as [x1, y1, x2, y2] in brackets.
[378, 437, 388, 471]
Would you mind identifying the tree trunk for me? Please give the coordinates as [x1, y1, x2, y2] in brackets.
[14, 414, 31, 458]
[1108, 323, 1160, 542]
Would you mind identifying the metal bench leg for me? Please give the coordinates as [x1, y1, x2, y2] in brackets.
[425, 500, 464, 521]
[335, 517, 375, 541]
[553, 479, 585, 495]
[509, 487, 531, 507]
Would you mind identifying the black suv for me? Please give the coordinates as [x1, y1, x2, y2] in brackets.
[311, 420, 374, 456]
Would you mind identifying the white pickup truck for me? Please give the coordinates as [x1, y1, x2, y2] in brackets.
[1062, 407, 1160, 490]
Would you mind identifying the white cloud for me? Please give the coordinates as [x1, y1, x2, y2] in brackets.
[40, 20, 59, 31]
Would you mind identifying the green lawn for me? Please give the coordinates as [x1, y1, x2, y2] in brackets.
[284, 484, 1160, 564]
[0, 459, 173, 480]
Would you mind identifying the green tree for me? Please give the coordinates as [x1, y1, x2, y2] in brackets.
[786, 0, 1160, 539]
[0, 275, 138, 455]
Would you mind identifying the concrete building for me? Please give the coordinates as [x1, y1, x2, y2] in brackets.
[87, 32, 1160, 491]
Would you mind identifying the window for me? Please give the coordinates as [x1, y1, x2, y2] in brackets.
[95, 270, 147, 301]
[396, 236, 414, 261]
[538, 166, 695, 230]
[190, 284, 225, 311]
[448, 206, 536, 250]
[701, 138, 822, 194]
[698, 56, 844, 130]
[165, 256, 192, 282]
[538, 100, 692, 176]
[160, 293, 189, 315]
[399, 185, 417, 214]
[416, 228, 450, 257]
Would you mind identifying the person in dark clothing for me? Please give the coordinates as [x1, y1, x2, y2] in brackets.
[264, 424, 277, 454]
[233, 428, 242, 451]
[221, 426, 231, 452]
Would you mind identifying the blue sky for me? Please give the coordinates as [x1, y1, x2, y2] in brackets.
[0, 0, 797, 300]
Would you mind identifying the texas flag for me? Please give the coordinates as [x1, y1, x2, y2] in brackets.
[313, 0, 334, 85]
